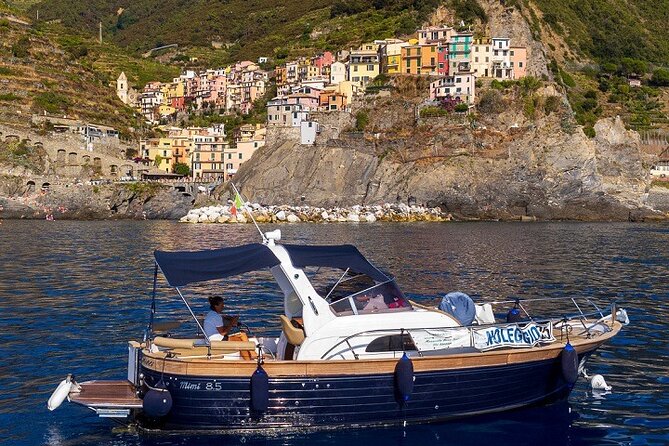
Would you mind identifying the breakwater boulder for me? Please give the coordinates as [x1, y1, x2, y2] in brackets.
[180, 203, 449, 223]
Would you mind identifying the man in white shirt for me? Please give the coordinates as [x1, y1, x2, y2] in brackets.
[204, 296, 239, 341]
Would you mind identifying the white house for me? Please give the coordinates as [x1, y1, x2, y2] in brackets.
[429, 64, 476, 104]
[300, 121, 320, 145]
[330, 61, 347, 85]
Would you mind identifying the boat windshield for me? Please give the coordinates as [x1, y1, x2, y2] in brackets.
[329, 280, 413, 316]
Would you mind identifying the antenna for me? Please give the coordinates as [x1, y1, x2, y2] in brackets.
[230, 182, 267, 242]
[99, 22, 102, 44]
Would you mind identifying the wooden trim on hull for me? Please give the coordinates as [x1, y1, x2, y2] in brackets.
[141, 322, 621, 378]
[138, 352, 586, 430]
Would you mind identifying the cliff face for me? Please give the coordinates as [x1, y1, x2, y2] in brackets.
[0, 179, 194, 220]
[231, 87, 659, 221]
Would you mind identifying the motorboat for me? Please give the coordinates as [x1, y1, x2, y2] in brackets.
[48, 229, 628, 431]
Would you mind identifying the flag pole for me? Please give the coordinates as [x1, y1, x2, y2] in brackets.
[230, 182, 267, 242]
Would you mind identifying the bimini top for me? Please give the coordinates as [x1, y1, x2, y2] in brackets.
[154, 243, 389, 287]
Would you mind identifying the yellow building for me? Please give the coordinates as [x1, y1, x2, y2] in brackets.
[142, 137, 175, 173]
[349, 43, 380, 89]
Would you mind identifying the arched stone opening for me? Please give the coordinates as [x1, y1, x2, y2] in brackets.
[56, 149, 66, 162]
[68, 152, 77, 164]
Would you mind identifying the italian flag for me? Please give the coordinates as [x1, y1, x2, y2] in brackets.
[231, 191, 244, 216]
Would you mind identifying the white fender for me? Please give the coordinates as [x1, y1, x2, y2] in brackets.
[47, 375, 73, 411]
[591, 374, 612, 391]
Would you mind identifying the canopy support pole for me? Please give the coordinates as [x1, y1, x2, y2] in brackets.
[175, 287, 209, 344]
[145, 263, 159, 341]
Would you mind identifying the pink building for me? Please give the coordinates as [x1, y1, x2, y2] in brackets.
[510, 47, 527, 79]
[437, 44, 449, 75]
[312, 51, 334, 74]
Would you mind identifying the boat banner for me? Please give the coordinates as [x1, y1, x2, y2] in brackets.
[473, 322, 555, 351]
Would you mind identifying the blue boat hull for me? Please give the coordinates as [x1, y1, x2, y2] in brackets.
[139, 353, 588, 430]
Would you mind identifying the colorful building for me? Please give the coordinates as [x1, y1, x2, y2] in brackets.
[448, 31, 473, 74]
[348, 43, 380, 89]
[429, 63, 476, 104]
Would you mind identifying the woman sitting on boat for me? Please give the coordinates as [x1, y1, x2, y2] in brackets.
[204, 296, 239, 341]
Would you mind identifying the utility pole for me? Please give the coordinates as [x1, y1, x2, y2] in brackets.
[99, 22, 102, 44]
[36, 10, 39, 21]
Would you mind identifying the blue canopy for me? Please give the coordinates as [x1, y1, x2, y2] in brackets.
[154, 243, 389, 287]
[154, 243, 281, 287]
[283, 244, 389, 283]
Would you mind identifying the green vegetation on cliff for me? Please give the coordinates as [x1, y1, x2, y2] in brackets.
[531, 0, 669, 64]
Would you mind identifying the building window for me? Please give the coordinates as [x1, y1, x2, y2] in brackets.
[519, 62, 523, 67]
[228, 153, 232, 159]
[354, 65, 358, 72]
[367, 64, 374, 71]
[510, 50, 515, 56]
[486, 57, 489, 62]
[494, 50, 499, 56]
[475, 57, 479, 62]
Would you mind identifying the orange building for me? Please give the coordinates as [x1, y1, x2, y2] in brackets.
[319, 90, 348, 111]
[400, 43, 439, 75]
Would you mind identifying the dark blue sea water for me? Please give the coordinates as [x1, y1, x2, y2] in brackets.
[0, 221, 668, 446]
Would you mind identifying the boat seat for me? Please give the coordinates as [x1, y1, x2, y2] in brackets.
[280, 315, 305, 346]
[152, 336, 256, 355]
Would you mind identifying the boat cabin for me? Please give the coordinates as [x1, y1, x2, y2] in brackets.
[152, 231, 469, 361]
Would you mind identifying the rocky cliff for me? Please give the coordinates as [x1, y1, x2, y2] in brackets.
[0, 178, 195, 220]
[230, 82, 662, 221]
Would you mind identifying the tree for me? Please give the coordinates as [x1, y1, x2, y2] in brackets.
[650, 68, 669, 87]
[174, 162, 190, 176]
[620, 58, 648, 76]
[154, 154, 163, 168]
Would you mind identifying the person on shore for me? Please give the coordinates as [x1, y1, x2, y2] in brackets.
[204, 296, 239, 341]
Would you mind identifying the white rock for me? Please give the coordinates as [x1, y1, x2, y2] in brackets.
[217, 215, 230, 223]
[187, 213, 199, 223]
[198, 214, 209, 223]
[276, 210, 287, 221]
[347, 213, 360, 222]
[321, 211, 329, 220]
[179, 216, 188, 223]
[236, 214, 247, 223]
[208, 213, 219, 222]
[365, 213, 377, 222]
[287, 214, 301, 223]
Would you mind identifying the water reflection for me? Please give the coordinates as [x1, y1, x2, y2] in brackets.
[0, 220, 668, 446]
